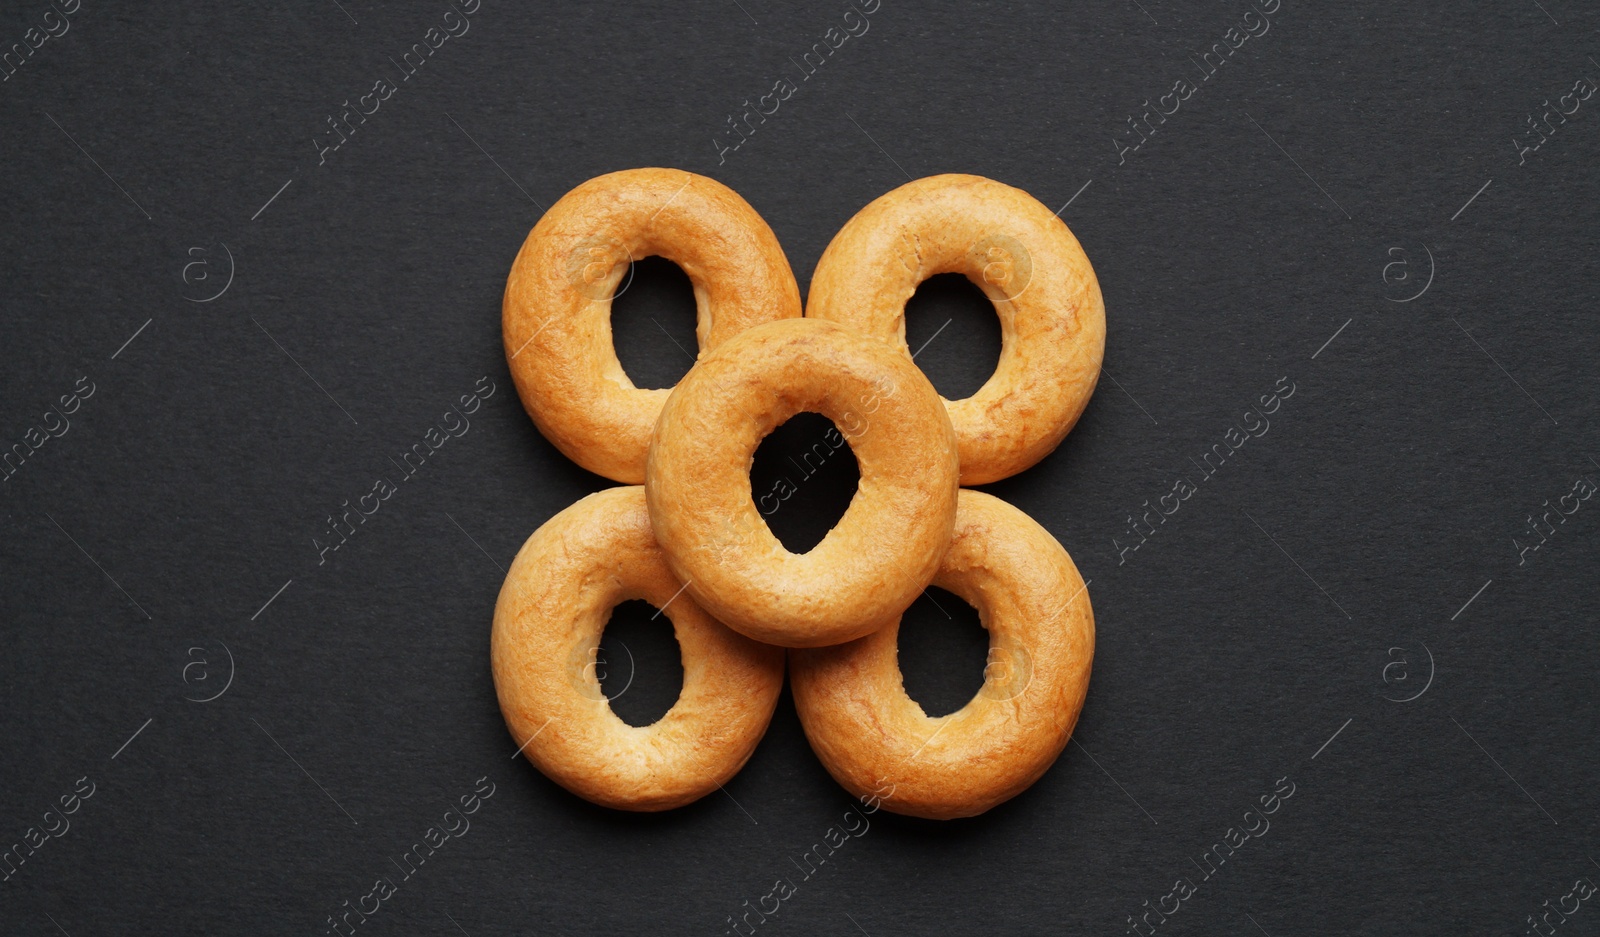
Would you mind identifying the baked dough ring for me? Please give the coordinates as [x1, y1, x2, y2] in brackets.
[491, 485, 785, 811]
[646, 317, 959, 648]
[789, 489, 1094, 819]
[503, 168, 802, 483]
[806, 174, 1106, 485]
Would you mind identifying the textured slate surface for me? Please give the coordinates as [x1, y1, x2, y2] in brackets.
[1, 1, 1597, 934]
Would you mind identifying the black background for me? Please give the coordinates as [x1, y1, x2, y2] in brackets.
[2, 1, 1598, 934]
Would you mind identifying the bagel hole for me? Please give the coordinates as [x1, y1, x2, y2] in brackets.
[904, 273, 1003, 400]
[610, 256, 699, 389]
[597, 599, 684, 727]
[897, 587, 989, 718]
[749, 412, 860, 554]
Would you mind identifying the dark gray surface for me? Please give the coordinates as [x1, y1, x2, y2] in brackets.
[2, 1, 1598, 934]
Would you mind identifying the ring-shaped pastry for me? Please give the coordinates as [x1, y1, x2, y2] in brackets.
[646, 318, 959, 648]
[492, 486, 786, 811]
[789, 489, 1094, 819]
[503, 168, 802, 483]
[807, 174, 1105, 485]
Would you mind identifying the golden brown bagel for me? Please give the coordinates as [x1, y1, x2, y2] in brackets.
[491, 486, 785, 811]
[789, 489, 1094, 819]
[806, 174, 1105, 485]
[646, 317, 959, 648]
[503, 168, 802, 483]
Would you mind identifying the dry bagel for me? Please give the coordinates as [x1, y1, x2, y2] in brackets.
[646, 317, 959, 648]
[790, 489, 1094, 819]
[503, 168, 801, 483]
[807, 173, 1105, 485]
[491, 486, 785, 811]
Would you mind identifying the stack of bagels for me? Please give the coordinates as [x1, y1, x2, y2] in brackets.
[492, 169, 1104, 820]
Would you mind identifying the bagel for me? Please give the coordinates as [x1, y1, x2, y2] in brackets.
[646, 317, 959, 648]
[503, 168, 801, 483]
[491, 486, 786, 811]
[789, 489, 1094, 819]
[807, 174, 1105, 485]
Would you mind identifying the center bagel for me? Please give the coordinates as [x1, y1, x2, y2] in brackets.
[645, 317, 959, 648]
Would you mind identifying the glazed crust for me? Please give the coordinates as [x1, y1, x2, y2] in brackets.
[503, 168, 802, 483]
[491, 486, 786, 811]
[789, 490, 1095, 820]
[646, 318, 960, 648]
[806, 174, 1106, 485]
